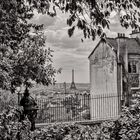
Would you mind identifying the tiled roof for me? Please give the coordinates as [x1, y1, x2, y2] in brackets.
[88, 37, 140, 59]
[106, 38, 140, 54]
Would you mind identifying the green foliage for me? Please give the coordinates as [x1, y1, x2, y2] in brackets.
[0, 91, 18, 113]
[0, 0, 59, 91]
[116, 96, 140, 140]
[0, 106, 97, 140]
[38, 96, 140, 140]
[10, 33, 58, 91]
[33, 123, 101, 140]
[36, 100, 53, 123]
[61, 94, 81, 117]
[1, 0, 140, 90]
[0, 106, 33, 140]
[1, 30, 58, 92]
[0, 0, 49, 47]
[1, 0, 140, 46]
[1, 96, 140, 140]
[96, 95, 140, 140]
[52, 0, 140, 40]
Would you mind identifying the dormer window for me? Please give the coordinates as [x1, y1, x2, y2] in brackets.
[128, 61, 137, 73]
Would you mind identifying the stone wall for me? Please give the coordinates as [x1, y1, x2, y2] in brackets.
[89, 42, 119, 120]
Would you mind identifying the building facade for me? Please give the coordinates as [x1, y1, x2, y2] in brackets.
[89, 31, 140, 120]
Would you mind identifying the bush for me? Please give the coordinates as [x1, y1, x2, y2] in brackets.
[1, 96, 140, 140]
[0, 91, 18, 113]
[34, 123, 101, 140]
[98, 96, 140, 140]
[0, 106, 32, 140]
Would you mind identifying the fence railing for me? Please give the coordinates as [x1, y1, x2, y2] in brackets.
[0, 93, 136, 124]
[35, 93, 124, 123]
[36, 94, 90, 123]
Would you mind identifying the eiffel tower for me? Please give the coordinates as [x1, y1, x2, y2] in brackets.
[70, 69, 77, 90]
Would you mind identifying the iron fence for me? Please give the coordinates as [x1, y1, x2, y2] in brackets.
[35, 93, 124, 123]
[35, 94, 90, 123]
[0, 93, 136, 124]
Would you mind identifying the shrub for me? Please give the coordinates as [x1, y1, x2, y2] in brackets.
[61, 95, 81, 117]
[1, 95, 140, 140]
[0, 106, 32, 140]
[34, 123, 101, 140]
[98, 96, 140, 140]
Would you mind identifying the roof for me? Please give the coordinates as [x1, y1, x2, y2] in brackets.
[107, 37, 140, 54]
[88, 37, 140, 58]
[88, 40, 102, 59]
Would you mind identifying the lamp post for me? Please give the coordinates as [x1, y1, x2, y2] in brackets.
[15, 86, 21, 140]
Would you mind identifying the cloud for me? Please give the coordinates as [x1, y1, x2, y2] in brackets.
[30, 10, 133, 83]
[110, 11, 117, 19]
[45, 29, 81, 50]
[108, 12, 132, 37]
[30, 14, 56, 28]
[53, 51, 90, 83]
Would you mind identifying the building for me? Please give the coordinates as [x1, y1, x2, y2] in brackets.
[88, 30, 140, 120]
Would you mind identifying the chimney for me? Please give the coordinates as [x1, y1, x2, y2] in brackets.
[116, 33, 128, 71]
[117, 33, 125, 38]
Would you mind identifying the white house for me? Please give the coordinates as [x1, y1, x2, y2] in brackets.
[88, 30, 140, 120]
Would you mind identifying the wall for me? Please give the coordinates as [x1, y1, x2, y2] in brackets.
[89, 42, 119, 120]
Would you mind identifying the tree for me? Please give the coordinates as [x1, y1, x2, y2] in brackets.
[10, 32, 58, 92]
[49, 0, 140, 39]
[1, 0, 140, 46]
[61, 95, 81, 117]
[60, 0, 140, 39]
[1, 0, 140, 91]
[0, 0, 57, 91]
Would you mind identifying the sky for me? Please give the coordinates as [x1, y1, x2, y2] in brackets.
[31, 10, 132, 83]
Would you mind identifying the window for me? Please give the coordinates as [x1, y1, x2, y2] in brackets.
[128, 61, 137, 73]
